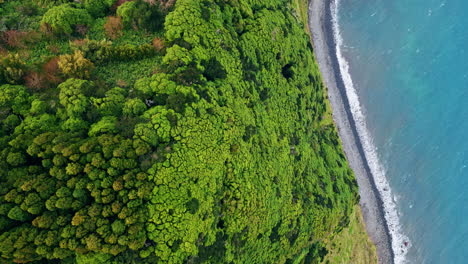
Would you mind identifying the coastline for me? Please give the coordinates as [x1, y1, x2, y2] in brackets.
[307, 0, 394, 263]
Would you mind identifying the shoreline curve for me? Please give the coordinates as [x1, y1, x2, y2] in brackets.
[307, 0, 404, 263]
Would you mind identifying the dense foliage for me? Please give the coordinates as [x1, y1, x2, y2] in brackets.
[0, 0, 359, 263]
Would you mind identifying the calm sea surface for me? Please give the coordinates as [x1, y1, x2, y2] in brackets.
[337, 0, 468, 263]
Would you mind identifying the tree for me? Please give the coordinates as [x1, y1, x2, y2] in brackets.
[111, 220, 125, 235]
[32, 213, 55, 229]
[58, 51, 95, 79]
[41, 4, 93, 34]
[123, 98, 146, 116]
[30, 100, 47, 115]
[0, 84, 32, 116]
[83, 0, 114, 18]
[58, 78, 94, 117]
[133, 107, 173, 146]
[7, 206, 30, 221]
[88, 116, 118, 136]
[62, 117, 89, 132]
[84, 234, 102, 251]
[92, 87, 126, 116]
[6, 152, 26, 166]
[21, 193, 43, 215]
[163, 45, 193, 69]
[116, 0, 163, 31]
[116, 1, 139, 27]
[76, 252, 112, 264]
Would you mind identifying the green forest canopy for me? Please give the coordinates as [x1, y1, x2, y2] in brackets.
[0, 0, 359, 263]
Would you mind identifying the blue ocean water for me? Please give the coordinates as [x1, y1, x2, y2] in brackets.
[336, 0, 468, 263]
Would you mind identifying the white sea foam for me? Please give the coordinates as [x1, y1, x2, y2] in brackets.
[330, 1, 410, 263]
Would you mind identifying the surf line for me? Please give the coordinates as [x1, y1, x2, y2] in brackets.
[330, 1, 410, 263]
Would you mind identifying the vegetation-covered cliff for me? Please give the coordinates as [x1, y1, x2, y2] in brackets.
[0, 0, 369, 263]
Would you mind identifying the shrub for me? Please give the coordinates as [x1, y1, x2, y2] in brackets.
[158, 0, 176, 10]
[43, 57, 62, 84]
[152, 37, 165, 53]
[1, 30, 40, 49]
[58, 50, 95, 79]
[1, 30, 28, 49]
[116, 79, 127, 87]
[104, 16, 124, 39]
[0, 53, 27, 84]
[17, 3, 38, 16]
[40, 4, 92, 34]
[70, 39, 155, 63]
[106, 44, 155, 61]
[39, 23, 55, 38]
[0, 48, 7, 58]
[70, 39, 112, 62]
[71, 39, 89, 48]
[75, 24, 89, 36]
[25, 72, 48, 91]
[48, 44, 60, 54]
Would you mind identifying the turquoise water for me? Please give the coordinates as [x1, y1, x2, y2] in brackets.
[337, 0, 468, 263]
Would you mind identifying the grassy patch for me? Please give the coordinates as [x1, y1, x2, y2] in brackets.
[321, 206, 378, 264]
[292, 0, 310, 34]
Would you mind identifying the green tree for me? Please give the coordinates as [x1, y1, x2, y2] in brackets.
[6, 152, 26, 166]
[21, 193, 43, 215]
[7, 206, 30, 221]
[0, 84, 32, 116]
[92, 87, 126, 116]
[116, 0, 163, 31]
[62, 117, 89, 132]
[41, 4, 93, 34]
[111, 220, 125, 235]
[123, 98, 147, 116]
[83, 0, 114, 18]
[58, 78, 94, 117]
[89, 116, 118, 136]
